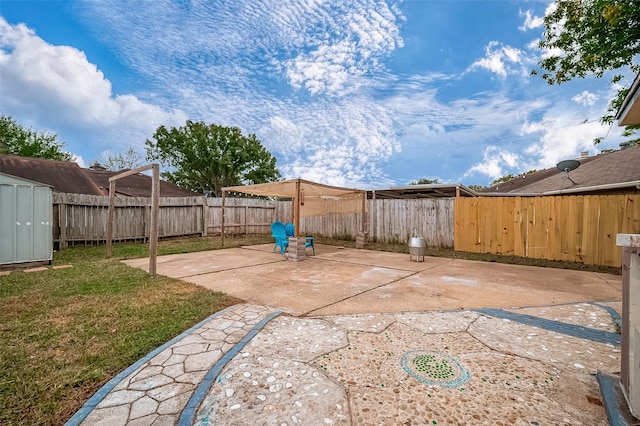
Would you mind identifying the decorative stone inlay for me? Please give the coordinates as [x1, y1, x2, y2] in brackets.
[195, 356, 348, 425]
[394, 310, 479, 333]
[129, 396, 158, 420]
[401, 350, 470, 388]
[97, 389, 145, 408]
[468, 315, 620, 372]
[128, 374, 174, 391]
[244, 316, 347, 362]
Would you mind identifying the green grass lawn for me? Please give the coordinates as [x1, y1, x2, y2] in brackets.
[0, 235, 270, 426]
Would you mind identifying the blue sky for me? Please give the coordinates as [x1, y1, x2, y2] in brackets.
[0, 0, 633, 188]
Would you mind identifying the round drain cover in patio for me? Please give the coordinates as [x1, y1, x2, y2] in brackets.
[401, 350, 470, 388]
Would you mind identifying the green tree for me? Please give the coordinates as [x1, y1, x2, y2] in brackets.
[101, 146, 144, 171]
[490, 174, 516, 186]
[145, 120, 281, 196]
[409, 178, 440, 185]
[467, 184, 486, 192]
[0, 115, 73, 161]
[533, 0, 640, 135]
[490, 169, 538, 186]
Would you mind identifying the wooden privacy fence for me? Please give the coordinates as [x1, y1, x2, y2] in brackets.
[455, 194, 640, 267]
[53, 193, 205, 248]
[291, 198, 453, 248]
[206, 197, 278, 235]
[367, 198, 453, 246]
[52, 194, 456, 249]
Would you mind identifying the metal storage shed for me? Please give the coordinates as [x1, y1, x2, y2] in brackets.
[0, 172, 53, 268]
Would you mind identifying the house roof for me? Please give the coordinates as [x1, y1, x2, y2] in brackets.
[617, 72, 640, 126]
[367, 183, 478, 199]
[482, 146, 640, 195]
[83, 167, 199, 197]
[0, 155, 103, 194]
[0, 155, 199, 197]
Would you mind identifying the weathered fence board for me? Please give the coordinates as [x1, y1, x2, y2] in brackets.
[366, 198, 454, 247]
[53, 193, 205, 248]
[205, 197, 278, 235]
[455, 194, 640, 267]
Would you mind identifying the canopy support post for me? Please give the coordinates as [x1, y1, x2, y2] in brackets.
[294, 179, 301, 237]
[361, 190, 367, 234]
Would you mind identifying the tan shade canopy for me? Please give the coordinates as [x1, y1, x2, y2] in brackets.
[224, 179, 362, 199]
[221, 179, 367, 242]
[223, 178, 366, 218]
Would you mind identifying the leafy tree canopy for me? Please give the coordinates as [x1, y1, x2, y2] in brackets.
[490, 174, 516, 186]
[490, 169, 537, 186]
[0, 114, 73, 161]
[467, 184, 486, 192]
[145, 120, 281, 196]
[101, 146, 144, 171]
[533, 0, 640, 137]
[409, 178, 440, 185]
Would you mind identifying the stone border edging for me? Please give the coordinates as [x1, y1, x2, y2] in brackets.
[64, 305, 237, 426]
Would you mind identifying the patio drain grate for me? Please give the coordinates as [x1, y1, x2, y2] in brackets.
[401, 350, 470, 388]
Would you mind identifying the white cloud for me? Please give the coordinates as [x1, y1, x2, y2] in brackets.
[72, 154, 86, 168]
[519, 9, 545, 31]
[282, 2, 404, 95]
[0, 18, 187, 154]
[466, 146, 521, 180]
[467, 41, 529, 78]
[572, 91, 598, 107]
[521, 115, 610, 168]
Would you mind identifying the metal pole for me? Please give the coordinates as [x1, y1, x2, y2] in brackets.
[106, 180, 115, 258]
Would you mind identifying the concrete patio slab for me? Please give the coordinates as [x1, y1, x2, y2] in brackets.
[125, 245, 622, 318]
[309, 259, 622, 316]
[186, 256, 413, 316]
[124, 248, 286, 279]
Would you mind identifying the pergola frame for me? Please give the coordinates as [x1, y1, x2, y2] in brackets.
[220, 178, 367, 246]
[105, 164, 160, 276]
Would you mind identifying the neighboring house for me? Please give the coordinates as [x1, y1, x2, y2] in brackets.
[482, 145, 640, 196]
[0, 155, 199, 197]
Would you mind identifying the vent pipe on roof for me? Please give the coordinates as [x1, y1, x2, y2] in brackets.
[89, 162, 106, 171]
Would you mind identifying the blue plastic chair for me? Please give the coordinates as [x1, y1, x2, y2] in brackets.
[284, 222, 315, 255]
[284, 223, 294, 238]
[271, 221, 288, 254]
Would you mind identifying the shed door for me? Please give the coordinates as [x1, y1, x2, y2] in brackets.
[0, 184, 53, 264]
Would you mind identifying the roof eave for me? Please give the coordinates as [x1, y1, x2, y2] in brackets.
[616, 72, 640, 126]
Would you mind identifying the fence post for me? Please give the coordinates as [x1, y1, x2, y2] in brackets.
[202, 196, 208, 236]
[58, 201, 68, 250]
[245, 205, 249, 235]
